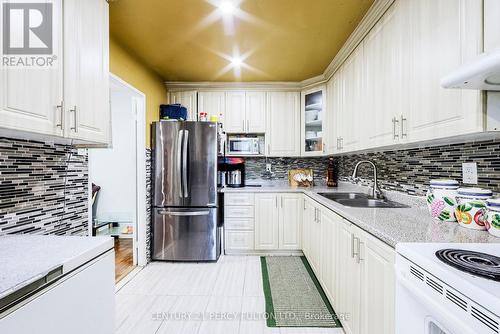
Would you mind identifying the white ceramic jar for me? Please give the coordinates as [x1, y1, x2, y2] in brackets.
[486, 198, 500, 238]
[426, 179, 459, 222]
[455, 187, 492, 230]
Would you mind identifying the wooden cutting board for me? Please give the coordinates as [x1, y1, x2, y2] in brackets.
[288, 169, 314, 187]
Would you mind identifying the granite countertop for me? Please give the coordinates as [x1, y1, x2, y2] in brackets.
[0, 235, 114, 300]
[221, 181, 500, 247]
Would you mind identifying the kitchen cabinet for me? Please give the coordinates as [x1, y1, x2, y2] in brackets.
[0, 0, 64, 137]
[405, 0, 483, 143]
[225, 91, 266, 133]
[169, 91, 197, 121]
[254, 193, 280, 250]
[301, 85, 326, 156]
[198, 91, 225, 125]
[363, 2, 405, 149]
[64, 0, 110, 144]
[301, 197, 315, 258]
[358, 227, 396, 334]
[254, 193, 302, 250]
[278, 193, 302, 250]
[0, 0, 110, 145]
[337, 45, 364, 153]
[319, 208, 339, 304]
[224, 193, 256, 254]
[266, 92, 301, 157]
[336, 219, 361, 334]
[326, 71, 343, 154]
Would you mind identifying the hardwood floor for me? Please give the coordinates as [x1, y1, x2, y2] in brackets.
[115, 238, 135, 283]
[115, 256, 344, 334]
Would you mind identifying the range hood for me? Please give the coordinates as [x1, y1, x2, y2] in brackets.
[441, 49, 500, 90]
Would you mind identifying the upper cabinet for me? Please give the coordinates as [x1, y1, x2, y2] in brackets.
[0, 0, 111, 145]
[169, 91, 197, 121]
[225, 91, 266, 133]
[198, 91, 225, 125]
[266, 91, 300, 157]
[404, 0, 483, 142]
[64, 0, 110, 144]
[0, 0, 64, 137]
[301, 85, 326, 156]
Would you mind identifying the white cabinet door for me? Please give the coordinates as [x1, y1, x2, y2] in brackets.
[278, 194, 302, 250]
[169, 91, 197, 121]
[302, 197, 315, 258]
[254, 193, 279, 250]
[364, 3, 404, 149]
[266, 91, 300, 157]
[301, 86, 326, 156]
[0, 0, 64, 137]
[326, 72, 343, 154]
[337, 219, 360, 334]
[64, 0, 110, 144]
[309, 205, 322, 275]
[406, 0, 483, 142]
[225, 91, 246, 133]
[339, 45, 364, 152]
[246, 91, 266, 133]
[198, 91, 225, 126]
[359, 228, 396, 334]
[319, 209, 338, 304]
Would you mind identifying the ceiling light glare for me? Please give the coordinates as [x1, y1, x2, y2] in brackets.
[230, 57, 243, 67]
[219, 1, 235, 15]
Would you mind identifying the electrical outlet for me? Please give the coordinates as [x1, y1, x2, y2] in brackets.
[462, 162, 478, 184]
[266, 163, 272, 172]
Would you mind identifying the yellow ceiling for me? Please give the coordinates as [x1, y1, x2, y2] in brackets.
[109, 0, 374, 82]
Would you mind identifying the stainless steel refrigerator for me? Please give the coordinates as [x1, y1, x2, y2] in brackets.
[152, 121, 220, 261]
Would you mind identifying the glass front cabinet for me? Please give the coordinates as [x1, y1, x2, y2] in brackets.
[301, 85, 326, 156]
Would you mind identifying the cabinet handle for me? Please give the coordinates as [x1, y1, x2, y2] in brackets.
[392, 117, 399, 140]
[340, 137, 344, 150]
[268, 144, 270, 156]
[247, 120, 249, 132]
[275, 197, 278, 208]
[281, 197, 283, 208]
[351, 234, 355, 258]
[56, 102, 64, 129]
[314, 208, 317, 222]
[400, 115, 407, 138]
[357, 240, 363, 264]
[70, 106, 78, 132]
[317, 210, 321, 223]
[243, 120, 245, 132]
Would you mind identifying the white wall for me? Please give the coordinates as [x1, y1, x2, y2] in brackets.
[89, 90, 137, 222]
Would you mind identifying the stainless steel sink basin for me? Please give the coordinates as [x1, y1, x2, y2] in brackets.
[333, 198, 408, 208]
[317, 192, 370, 200]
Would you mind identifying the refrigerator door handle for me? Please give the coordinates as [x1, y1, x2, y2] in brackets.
[157, 209, 210, 216]
[177, 129, 184, 199]
[182, 130, 189, 198]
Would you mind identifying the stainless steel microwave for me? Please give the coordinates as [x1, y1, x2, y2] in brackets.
[227, 136, 261, 155]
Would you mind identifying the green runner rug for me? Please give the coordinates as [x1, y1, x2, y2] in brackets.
[260, 256, 342, 328]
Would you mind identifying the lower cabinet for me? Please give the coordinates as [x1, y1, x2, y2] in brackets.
[302, 197, 396, 334]
[255, 193, 302, 250]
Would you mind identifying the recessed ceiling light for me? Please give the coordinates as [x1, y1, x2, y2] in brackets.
[219, 1, 235, 15]
[230, 57, 243, 67]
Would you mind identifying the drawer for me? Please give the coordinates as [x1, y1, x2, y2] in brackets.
[225, 218, 254, 230]
[225, 193, 255, 206]
[224, 206, 254, 218]
[225, 231, 254, 250]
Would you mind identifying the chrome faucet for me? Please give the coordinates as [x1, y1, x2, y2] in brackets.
[351, 160, 384, 200]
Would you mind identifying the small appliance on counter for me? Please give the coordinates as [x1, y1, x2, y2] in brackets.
[218, 157, 245, 188]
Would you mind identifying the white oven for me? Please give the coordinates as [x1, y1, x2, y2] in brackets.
[227, 136, 261, 155]
[395, 244, 500, 334]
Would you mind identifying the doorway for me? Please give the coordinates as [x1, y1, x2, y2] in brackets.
[89, 74, 147, 282]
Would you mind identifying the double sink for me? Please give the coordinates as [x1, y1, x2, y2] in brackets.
[318, 192, 408, 208]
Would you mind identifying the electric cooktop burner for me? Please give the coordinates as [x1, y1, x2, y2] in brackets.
[436, 249, 500, 282]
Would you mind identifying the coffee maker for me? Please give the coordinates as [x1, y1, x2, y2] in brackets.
[218, 158, 245, 188]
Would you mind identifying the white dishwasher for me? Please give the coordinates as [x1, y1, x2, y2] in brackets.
[0, 250, 115, 334]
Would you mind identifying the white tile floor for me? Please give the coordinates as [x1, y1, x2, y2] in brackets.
[115, 255, 344, 334]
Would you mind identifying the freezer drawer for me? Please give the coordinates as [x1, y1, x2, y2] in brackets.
[152, 207, 220, 261]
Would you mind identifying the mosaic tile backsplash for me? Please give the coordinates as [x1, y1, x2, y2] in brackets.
[245, 157, 329, 182]
[0, 137, 89, 235]
[244, 139, 500, 196]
